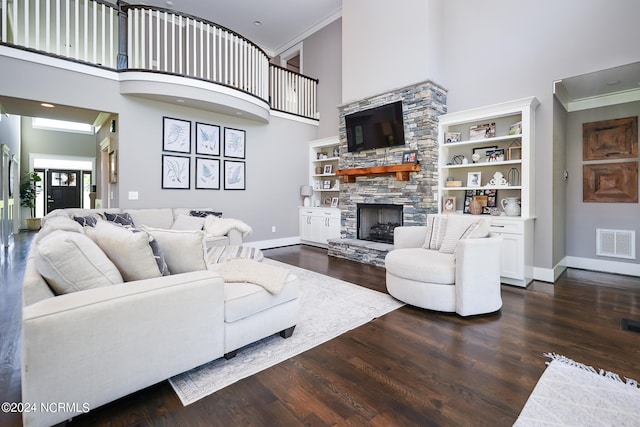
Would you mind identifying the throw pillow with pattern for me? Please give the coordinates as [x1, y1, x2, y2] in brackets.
[190, 210, 223, 218]
[104, 212, 135, 227]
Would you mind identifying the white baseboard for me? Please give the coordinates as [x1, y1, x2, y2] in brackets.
[564, 256, 640, 277]
[244, 236, 301, 250]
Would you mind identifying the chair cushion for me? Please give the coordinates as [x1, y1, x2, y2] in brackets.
[34, 230, 123, 295]
[385, 248, 455, 285]
[141, 226, 207, 274]
[223, 274, 299, 323]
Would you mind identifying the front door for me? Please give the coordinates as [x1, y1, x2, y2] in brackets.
[46, 169, 81, 213]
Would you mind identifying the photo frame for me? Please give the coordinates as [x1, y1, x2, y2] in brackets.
[163, 117, 191, 153]
[469, 123, 496, 140]
[323, 180, 331, 189]
[331, 197, 339, 208]
[464, 189, 497, 214]
[224, 127, 246, 159]
[162, 154, 190, 189]
[323, 164, 333, 174]
[472, 145, 498, 162]
[109, 149, 117, 183]
[467, 171, 482, 187]
[195, 122, 220, 156]
[224, 160, 246, 190]
[195, 157, 220, 190]
[442, 196, 456, 214]
[402, 150, 418, 164]
[445, 132, 461, 143]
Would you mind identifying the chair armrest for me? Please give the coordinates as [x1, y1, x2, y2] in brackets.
[455, 236, 503, 316]
[393, 226, 429, 249]
[22, 271, 225, 427]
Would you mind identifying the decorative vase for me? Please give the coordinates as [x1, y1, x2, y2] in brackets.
[468, 196, 482, 215]
[501, 197, 521, 216]
[315, 166, 322, 175]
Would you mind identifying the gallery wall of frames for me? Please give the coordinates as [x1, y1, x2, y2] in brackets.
[161, 116, 247, 191]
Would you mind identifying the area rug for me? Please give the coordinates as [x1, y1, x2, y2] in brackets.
[514, 353, 640, 426]
[169, 259, 404, 405]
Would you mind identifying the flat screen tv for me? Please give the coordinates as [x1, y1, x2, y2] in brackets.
[345, 101, 405, 153]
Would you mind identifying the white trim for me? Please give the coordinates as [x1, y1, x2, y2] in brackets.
[243, 236, 302, 250]
[270, 110, 319, 125]
[533, 262, 567, 283]
[564, 256, 640, 277]
[279, 42, 303, 73]
[567, 88, 640, 112]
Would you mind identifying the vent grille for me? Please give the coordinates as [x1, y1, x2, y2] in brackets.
[596, 229, 636, 259]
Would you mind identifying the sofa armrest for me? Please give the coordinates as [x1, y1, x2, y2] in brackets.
[455, 236, 503, 316]
[393, 226, 429, 249]
[227, 228, 243, 245]
[22, 271, 225, 427]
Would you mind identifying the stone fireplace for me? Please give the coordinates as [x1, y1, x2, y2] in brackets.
[328, 80, 447, 267]
[357, 203, 403, 244]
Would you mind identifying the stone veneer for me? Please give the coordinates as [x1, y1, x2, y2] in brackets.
[328, 80, 447, 267]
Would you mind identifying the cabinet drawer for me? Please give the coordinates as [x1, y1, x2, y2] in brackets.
[320, 210, 340, 220]
[490, 219, 524, 234]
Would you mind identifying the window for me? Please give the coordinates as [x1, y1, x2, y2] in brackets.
[32, 117, 94, 134]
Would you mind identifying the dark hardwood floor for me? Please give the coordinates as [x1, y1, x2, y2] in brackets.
[2, 235, 640, 426]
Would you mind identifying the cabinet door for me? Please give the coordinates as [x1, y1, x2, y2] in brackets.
[494, 232, 524, 279]
[299, 212, 314, 241]
[310, 215, 325, 243]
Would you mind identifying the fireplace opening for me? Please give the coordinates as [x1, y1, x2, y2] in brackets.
[357, 203, 403, 244]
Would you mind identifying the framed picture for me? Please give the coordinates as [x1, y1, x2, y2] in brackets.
[509, 121, 522, 135]
[224, 160, 245, 190]
[402, 150, 418, 163]
[162, 154, 190, 189]
[323, 164, 333, 174]
[109, 149, 117, 183]
[195, 157, 220, 190]
[224, 127, 246, 159]
[323, 193, 332, 206]
[163, 117, 191, 153]
[469, 123, 496, 140]
[445, 132, 461, 143]
[442, 196, 456, 213]
[323, 180, 331, 189]
[464, 189, 497, 214]
[467, 171, 482, 187]
[583, 162, 638, 203]
[486, 148, 505, 162]
[331, 197, 339, 208]
[314, 180, 321, 190]
[195, 122, 220, 156]
[472, 145, 498, 162]
[583, 116, 638, 160]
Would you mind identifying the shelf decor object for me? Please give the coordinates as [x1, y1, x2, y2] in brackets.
[300, 185, 313, 207]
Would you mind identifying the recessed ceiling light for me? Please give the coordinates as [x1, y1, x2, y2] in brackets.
[254, 21, 262, 26]
[41, 103, 55, 108]
[165, 1, 174, 8]
[607, 80, 621, 85]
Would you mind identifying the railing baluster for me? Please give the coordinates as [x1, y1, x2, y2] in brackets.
[23, 0, 29, 46]
[35, 0, 40, 49]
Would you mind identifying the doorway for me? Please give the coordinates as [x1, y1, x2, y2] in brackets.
[46, 169, 81, 213]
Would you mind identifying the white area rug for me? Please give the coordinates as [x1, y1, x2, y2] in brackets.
[169, 259, 404, 405]
[514, 353, 640, 426]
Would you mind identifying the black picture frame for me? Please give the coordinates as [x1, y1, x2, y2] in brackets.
[463, 189, 497, 214]
[162, 117, 191, 153]
[402, 150, 418, 164]
[195, 157, 220, 190]
[224, 127, 246, 159]
[162, 154, 190, 189]
[224, 160, 246, 190]
[195, 122, 221, 156]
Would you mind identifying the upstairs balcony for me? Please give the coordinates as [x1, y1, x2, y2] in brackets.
[0, 0, 319, 122]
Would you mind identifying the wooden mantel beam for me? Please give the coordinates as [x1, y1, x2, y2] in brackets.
[336, 164, 420, 183]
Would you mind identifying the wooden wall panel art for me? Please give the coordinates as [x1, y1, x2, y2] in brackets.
[583, 161, 638, 203]
[583, 116, 638, 160]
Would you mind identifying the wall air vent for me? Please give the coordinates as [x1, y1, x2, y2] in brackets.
[596, 229, 636, 259]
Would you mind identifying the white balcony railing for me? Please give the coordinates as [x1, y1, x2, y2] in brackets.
[0, 0, 319, 120]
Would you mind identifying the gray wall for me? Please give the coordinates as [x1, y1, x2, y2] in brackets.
[565, 101, 640, 262]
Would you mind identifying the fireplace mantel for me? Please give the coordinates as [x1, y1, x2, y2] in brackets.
[336, 164, 421, 183]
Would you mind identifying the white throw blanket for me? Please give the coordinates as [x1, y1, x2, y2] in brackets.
[204, 216, 253, 238]
[209, 258, 289, 294]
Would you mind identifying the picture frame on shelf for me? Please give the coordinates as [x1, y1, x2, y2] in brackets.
[442, 196, 456, 214]
[323, 194, 332, 206]
[509, 121, 522, 135]
[323, 164, 333, 174]
[464, 189, 497, 214]
[472, 145, 498, 162]
[224, 160, 246, 190]
[163, 117, 191, 153]
[195, 122, 220, 156]
[162, 154, 190, 189]
[195, 157, 220, 190]
[507, 145, 522, 160]
[314, 180, 321, 190]
[323, 180, 331, 189]
[486, 148, 505, 162]
[445, 132, 461, 143]
[469, 122, 496, 140]
[331, 197, 339, 208]
[467, 171, 482, 187]
[402, 150, 418, 164]
[224, 127, 246, 159]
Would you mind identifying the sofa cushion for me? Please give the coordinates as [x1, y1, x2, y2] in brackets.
[141, 226, 207, 274]
[385, 248, 455, 285]
[422, 215, 448, 250]
[124, 208, 174, 229]
[223, 274, 299, 322]
[88, 221, 169, 281]
[36, 215, 84, 242]
[171, 214, 205, 231]
[104, 212, 135, 227]
[34, 230, 123, 295]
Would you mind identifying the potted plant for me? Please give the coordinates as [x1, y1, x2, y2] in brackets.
[20, 171, 42, 231]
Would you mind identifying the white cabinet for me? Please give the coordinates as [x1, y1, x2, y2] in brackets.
[437, 97, 539, 287]
[299, 207, 340, 246]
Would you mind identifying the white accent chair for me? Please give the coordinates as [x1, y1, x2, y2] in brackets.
[385, 215, 503, 316]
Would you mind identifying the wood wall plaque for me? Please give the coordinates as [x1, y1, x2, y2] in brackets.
[583, 116, 638, 160]
[583, 161, 638, 203]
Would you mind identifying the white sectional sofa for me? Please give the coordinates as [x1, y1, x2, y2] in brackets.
[21, 208, 299, 427]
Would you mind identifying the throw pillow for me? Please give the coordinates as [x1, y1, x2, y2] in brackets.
[190, 210, 223, 218]
[171, 214, 206, 231]
[90, 221, 169, 281]
[141, 226, 207, 274]
[104, 212, 135, 227]
[438, 215, 483, 254]
[422, 215, 448, 250]
[35, 230, 123, 295]
[73, 215, 98, 227]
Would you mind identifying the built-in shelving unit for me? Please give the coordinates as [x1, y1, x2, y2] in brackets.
[437, 97, 539, 287]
